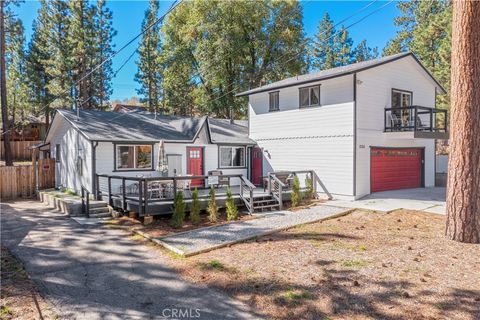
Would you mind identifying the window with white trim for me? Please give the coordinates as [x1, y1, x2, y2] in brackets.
[299, 85, 320, 108]
[269, 91, 279, 111]
[219, 146, 245, 168]
[116, 145, 152, 170]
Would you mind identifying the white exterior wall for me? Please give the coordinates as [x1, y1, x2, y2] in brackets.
[94, 126, 248, 191]
[249, 75, 355, 197]
[355, 56, 437, 198]
[49, 117, 92, 193]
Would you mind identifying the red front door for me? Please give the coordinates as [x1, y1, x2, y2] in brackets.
[371, 148, 422, 193]
[187, 147, 204, 187]
[251, 147, 263, 186]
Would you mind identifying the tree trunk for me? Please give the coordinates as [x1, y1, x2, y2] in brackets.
[0, 1, 13, 166]
[445, 0, 480, 243]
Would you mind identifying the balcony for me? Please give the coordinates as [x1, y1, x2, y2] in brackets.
[384, 106, 448, 139]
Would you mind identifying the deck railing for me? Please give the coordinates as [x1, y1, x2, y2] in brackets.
[239, 176, 256, 214]
[96, 173, 245, 216]
[384, 105, 447, 133]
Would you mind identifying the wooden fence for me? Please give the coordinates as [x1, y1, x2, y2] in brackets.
[0, 140, 41, 160]
[0, 158, 55, 200]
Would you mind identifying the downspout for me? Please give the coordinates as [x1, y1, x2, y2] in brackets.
[353, 73, 357, 198]
[91, 141, 98, 198]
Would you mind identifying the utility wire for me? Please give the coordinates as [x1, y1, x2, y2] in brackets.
[2, 0, 183, 136]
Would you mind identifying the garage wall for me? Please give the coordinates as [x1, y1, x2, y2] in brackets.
[355, 56, 437, 198]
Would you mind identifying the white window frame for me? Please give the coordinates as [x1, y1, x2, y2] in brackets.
[219, 146, 246, 169]
[299, 85, 321, 108]
[269, 91, 279, 111]
[115, 144, 153, 171]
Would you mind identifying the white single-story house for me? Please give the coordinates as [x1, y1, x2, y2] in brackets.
[237, 52, 448, 200]
[44, 109, 256, 195]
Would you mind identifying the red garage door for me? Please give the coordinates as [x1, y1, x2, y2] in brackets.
[371, 148, 423, 193]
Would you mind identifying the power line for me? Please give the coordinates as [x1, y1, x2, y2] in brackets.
[200, 0, 394, 110]
[2, 0, 183, 136]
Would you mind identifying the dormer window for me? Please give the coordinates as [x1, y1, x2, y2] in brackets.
[299, 85, 320, 108]
[269, 91, 279, 111]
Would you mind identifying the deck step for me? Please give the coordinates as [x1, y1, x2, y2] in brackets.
[89, 201, 109, 209]
[254, 204, 280, 210]
[89, 206, 110, 214]
[253, 199, 278, 205]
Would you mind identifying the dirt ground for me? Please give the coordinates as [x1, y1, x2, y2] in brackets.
[164, 209, 480, 320]
[0, 246, 56, 320]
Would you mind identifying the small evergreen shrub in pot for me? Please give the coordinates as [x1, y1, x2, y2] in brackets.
[170, 191, 185, 228]
[189, 188, 201, 225]
[207, 186, 218, 222]
[291, 175, 302, 207]
[226, 187, 238, 221]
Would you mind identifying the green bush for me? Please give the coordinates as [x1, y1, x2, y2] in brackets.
[291, 175, 302, 207]
[304, 173, 314, 200]
[207, 186, 218, 222]
[189, 188, 201, 225]
[170, 191, 185, 228]
[226, 187, 238, 221]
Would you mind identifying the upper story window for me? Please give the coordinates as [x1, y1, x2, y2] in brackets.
[269, 91, 279, 111]
[299, 85, 320, 108]
[391, 89, 412, 108]
[116, 144, 153, 170]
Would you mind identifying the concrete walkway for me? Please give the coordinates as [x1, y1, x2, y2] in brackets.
[154, 205, 349, 256]
[328, 187, 446, 214]
[1, 200, 261, 320]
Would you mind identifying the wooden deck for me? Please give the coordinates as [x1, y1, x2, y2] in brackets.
[104, 186, 273, 216]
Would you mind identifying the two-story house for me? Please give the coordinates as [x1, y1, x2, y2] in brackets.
[237, 52, 447, 200]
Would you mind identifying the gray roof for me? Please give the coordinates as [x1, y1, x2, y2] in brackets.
[55, 109, 253, 144]
[208, 118, 254, 144]
[236, 52, 446, 96]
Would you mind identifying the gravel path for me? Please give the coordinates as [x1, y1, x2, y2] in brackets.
[155, 205, 349, 256]
[1, 200, 261, 320]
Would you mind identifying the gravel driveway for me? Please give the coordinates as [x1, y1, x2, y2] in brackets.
[0, 200, 261, 320]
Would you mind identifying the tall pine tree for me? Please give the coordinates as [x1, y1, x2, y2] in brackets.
[135, 0, 163, 112]
[312, 12, 336, 70]
[334, 26, 354, 66]
[354, 39, 379, 63]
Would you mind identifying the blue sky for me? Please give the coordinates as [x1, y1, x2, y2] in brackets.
[13, 0, 399, 101]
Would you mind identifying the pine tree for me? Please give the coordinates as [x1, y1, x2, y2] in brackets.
[135, 0, 162, 112]
[46, 0, 73, 109]
[92, 0, 115, 109]
[334, 26, 354, 67]
[207, 186, 218, 223]
[6, 17, 30, 125]
[26, 0, 54, 125]
[68, 0, 96, 109]
[312, 12, 336, 70]
[291, 175, 301, 207]
[226, 187, 238, 221]
[189, 188, 201, 225]
[170, 191, 185, 228]
[354, 39, 379, 63]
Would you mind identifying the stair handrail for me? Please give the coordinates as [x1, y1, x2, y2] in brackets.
[268, 173, 285, 210]
[81, 185, 90, 218]
[239, 176, 256, 215]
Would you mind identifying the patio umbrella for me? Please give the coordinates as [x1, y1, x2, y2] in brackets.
[156, 140, 168, 175]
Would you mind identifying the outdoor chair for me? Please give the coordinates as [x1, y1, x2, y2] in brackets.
[176, 177, 192, 197]
[388, 113, 402, 131]
[148, 182, 163, 199]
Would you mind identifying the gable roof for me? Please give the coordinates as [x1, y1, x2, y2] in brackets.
[48, 109, 254, 145]
[236, 52, 446, 96]
[207, 118, 252, 144]
[112, 104, 147, 113]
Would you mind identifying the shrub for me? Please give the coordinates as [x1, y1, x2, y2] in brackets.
[291, 175, 302, 207]
[170, 191, 185, 228]
[207, 186, 218, 222]
[304, 173, 314, 200]
[226, 187, 238, 221]
[189, 188, 201, 225]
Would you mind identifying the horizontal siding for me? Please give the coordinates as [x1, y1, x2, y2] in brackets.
[49, 116, 92, 193]
[249, 74, 353, 114]
[258, 136, 354, 196]
[250, 102, 354, 140]
[355, 57, 437, 198]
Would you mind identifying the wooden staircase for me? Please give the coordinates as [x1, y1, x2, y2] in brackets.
[240, 176, 282, 214]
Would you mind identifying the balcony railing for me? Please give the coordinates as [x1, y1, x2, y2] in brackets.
[384, 105, 447, 134]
